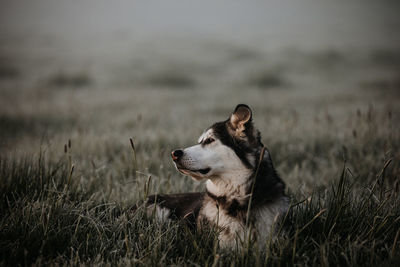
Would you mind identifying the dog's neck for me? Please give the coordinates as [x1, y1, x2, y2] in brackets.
[205, 147, 264, 201]
[205, 150, 286, 208]
[205, 169, 253, 203]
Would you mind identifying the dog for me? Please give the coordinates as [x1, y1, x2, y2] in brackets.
[144, 104, 289, 248]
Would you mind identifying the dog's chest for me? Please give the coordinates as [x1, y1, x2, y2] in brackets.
[197, 196, 289, 247]
[198, 199, 246, 246]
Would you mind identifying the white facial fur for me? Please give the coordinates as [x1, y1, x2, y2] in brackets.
[174, 129, 253, 198]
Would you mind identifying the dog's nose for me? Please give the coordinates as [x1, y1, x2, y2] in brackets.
[171, 149, 183, 161]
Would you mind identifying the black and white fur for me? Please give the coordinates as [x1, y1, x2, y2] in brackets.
[145, 104, 289, 248]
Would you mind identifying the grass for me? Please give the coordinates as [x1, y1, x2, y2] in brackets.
[0, 35, 400, 265]
[0, 106, 399, 266]
[0, 152, 399, 266]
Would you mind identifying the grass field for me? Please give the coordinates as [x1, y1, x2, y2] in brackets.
[1, 1, 400, 266]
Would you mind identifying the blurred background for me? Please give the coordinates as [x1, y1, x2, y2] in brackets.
[1, 0, 399, 196]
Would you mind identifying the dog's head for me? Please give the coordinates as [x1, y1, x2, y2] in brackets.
[171, 104, 265, 182]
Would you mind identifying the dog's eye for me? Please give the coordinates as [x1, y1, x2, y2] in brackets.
[203, 138, 215, 145]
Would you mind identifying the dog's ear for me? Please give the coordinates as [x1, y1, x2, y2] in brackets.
[229, 104, 252, 134]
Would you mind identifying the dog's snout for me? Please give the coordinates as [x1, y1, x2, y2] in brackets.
[171, 149, 183, 161]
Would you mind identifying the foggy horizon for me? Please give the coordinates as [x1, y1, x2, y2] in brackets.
[1, 0, 400, 51]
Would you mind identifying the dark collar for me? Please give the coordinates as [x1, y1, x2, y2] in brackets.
[206, 190, 227, 205]
[206, 190, 248, 215]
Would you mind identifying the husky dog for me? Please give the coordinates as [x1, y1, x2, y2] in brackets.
[145, 104, 289, 248]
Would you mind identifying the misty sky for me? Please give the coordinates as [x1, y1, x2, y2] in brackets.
[1, 0, 399, 50]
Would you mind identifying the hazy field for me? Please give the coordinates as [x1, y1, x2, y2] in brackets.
[1, 1, 400, 266]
